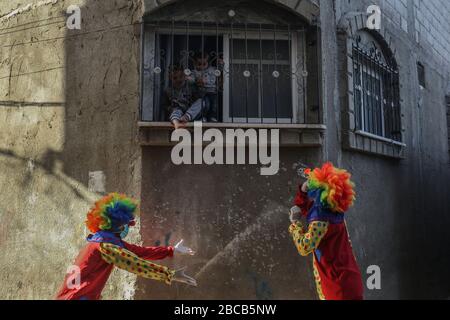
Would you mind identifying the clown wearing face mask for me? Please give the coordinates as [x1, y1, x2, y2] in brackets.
[56, 193, 196, 300]
[288, 163, 363, 300]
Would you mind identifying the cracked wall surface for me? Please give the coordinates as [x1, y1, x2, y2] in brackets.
[0, 0, 144, 300]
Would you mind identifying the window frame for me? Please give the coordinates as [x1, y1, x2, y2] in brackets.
[222, 31, 299, 124]
[352, 43, 401, 143]
[353, 55, 389, 138]
[141, 23, 307, 125]
[149, 27, 224, 122]
[340, 24, 406, 158]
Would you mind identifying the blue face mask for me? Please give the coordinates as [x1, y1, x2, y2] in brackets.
[119, 224, 129, 239]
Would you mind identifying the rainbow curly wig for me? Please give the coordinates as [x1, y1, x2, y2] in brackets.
[85, 193, 138, 233]
[305, 162, 356, 213]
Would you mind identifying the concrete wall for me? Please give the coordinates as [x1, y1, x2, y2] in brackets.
[330, 0, 450, 299]
[0, 0, 144, 299]
[137, 148, 322, 300]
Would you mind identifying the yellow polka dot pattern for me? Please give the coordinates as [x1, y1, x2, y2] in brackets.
[313, 258, 326, 300]
[99, 243, 175, 285]
[289, 221, 329, 256]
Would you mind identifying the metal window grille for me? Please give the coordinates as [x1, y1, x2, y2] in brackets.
[141, 20, 322, 125]
[352, 44, 401, 142]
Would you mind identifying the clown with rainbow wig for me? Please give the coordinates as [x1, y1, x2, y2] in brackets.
[56, 193, 196, 300]
[288, 162, 364, 300]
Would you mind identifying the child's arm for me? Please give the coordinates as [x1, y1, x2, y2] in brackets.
[289, 221, 329, 256]
[169, 108, 185, 124]
[123, 242, 174, 260]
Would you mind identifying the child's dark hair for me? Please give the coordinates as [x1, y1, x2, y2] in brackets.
[169, 63, 184, 74]
[194, 51, 209, 61]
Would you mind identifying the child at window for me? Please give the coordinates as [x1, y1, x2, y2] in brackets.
[288, 163, 364, 300]
[164, 64, 207, 129]
[190, 52, 219, 122]
[56, 193, 197, 300]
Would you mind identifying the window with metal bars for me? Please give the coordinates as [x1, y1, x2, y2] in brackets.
[351, 34, 401, 142]
[140, 4, 321, 125]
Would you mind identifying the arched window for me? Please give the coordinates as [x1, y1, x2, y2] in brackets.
[351, 30, 401, 142]
[140, 0, 321, 125]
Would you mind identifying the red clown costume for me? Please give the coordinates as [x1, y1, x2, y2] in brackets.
[289, 163, 364, 300]
[56, 193, 196, 300]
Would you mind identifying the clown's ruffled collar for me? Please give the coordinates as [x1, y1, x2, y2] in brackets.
[87, 231, 124, 248]
[306, 189, 345, 225]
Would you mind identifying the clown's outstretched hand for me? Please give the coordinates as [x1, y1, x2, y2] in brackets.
[100, 242, 197, 287]
[173, 266, 198, 286]
[57, 193, 200, 300]
[174, 239, 196, 256]
[289, 206, 302, 224]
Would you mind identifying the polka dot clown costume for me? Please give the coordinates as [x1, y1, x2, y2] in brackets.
[289, 162, 364, 300]
[56, 193, 196, 300]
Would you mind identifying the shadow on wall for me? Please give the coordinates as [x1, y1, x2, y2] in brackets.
[0, 148, 95, 299]
[0, 0, 94, 299]
[62, 0, 142, 192]
[0, 0, 142, 300]
[395, 74, 450, 299]
[61, 0, 143, 300]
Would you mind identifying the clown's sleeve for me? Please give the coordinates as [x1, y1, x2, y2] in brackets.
[123, 242, 174, 260]
[289, 221, 329, 256]
[99, 243, 175, 285]
[294, 187, 313, 216]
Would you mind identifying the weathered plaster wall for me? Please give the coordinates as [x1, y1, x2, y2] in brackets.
[138, 148, 323, 300]
[135, 0, 327, 300]
[0, 1, 36, 16]
[0, 0, 144, 299]
[331, 0, 450, 299]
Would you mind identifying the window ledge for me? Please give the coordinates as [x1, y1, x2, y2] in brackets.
[138, 122, 326, 130]
[343, 130, 406, 159]
[355, 130, 406, 147]
[138, 122, 326, 147]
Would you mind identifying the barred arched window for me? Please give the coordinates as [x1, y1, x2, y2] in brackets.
[351, 30, 401, 142]
[140, 0, 321, 125]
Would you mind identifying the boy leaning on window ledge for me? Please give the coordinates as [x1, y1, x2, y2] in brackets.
[189, 51, 221, 123]
[164, 64, 209, 129]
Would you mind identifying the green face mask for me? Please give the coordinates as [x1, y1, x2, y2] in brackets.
[119, 224, 129, 239]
